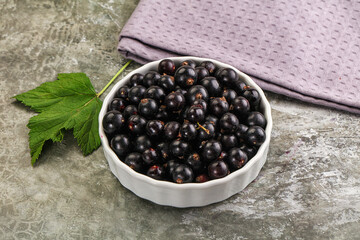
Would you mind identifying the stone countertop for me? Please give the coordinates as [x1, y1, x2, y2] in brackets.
[1, 1, 359, 239]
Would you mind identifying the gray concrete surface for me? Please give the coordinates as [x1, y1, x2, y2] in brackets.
[1, 1, 359, 239]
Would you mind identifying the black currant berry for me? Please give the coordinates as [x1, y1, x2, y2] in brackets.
[128, 85, 146, 104]
[227, 148, 248, 171]
[246, 126, 266, 147]
[155, 105, 169, 121]
[143, 71, 161, 87]
[174, 65, 197, 88]
[240, 143, 257, 159]
[197, 121, 216, 141]
[158, 75, 176, 92]
[157, 142, 171, 161]
[144, 86, 166, 104]
[129, 73, 144, 87]
[180, 59, 197, 68]
[195, 173, 210, 183]
[231, 96, 250, 116]
[164, 92, 186, 112]
[180, 122, 197, 141]
[200, 76, 221, 97]
[200, 61, 216, 75]
[146, 120, 164, 138]
[208, 160, 229, 179]
[217, 68, 238, 87]
[219, 113, 239, 133]
[186, 105, 205, 123]
[186, 85, 209, 103]
[128, 115, 147, 135]
[134, 135, 151, 153]
[233, 80, 247, 95]
[123, 105, 138, 119]
[125, 152, 144, 172]
[222, 88, 237, 104]
[235, 124, 249, 142]
[110, 134, 131, 157]
[192, 99, 208, 112]
[172, 164, 194, 183]
[142, 148, 158, 165]
[116, 86, 129, 99]
[158, 59, 176, 75]
[170, 139, 190, 159]
[195, 66, 210, 81]
[103, 110, 125, 135]
[108, 98, 126, 112]
[246, 111, 267, 128]
[138, 98, 158, 119]
[202, 140, 222, 162]
[186, 153, 203, 173]
[164, 159, 180, 178]
[243, 87, 261, 109]
[210, 97, 229, 117]
[220, 134, 239, 151]
[146, 165, 165, 180]
[164, 121, 181, 140]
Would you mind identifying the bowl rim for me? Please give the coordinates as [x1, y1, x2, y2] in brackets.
[99, 56, 272, 190]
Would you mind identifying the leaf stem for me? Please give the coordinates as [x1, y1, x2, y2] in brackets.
[97, 60, 132, 97]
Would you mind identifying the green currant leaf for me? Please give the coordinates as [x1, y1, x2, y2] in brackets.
[14, 73, 102, 165]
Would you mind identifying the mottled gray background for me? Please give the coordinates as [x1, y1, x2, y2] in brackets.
[0, 0, 359, 239]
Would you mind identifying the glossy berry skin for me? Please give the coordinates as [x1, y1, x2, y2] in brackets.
[170, 139, 190, 159]
[222, 89, 237, 104]
[208, 160, 229, 179]
[210, 97, 229, 117]
[110, 134, 131, 157]
[129, 73, 144, 87]
[103, 110, 125, 135]
[123, 105, 138, 119]
[235, 124, 249, 142]
[157, 142, 171, 161]
[186, 106, 205, 123]
[220, 134, 239, 151]
[240, 143, 257, 159]
[174, 85, 188, 96]
[195, 173, 210, 183]
[116, 86, 129, 99]
[164, 92, 186, 112]
[108, 98, 126, 112]
[231, 96, 250, 117]
[158, 75, 175, 92]
[246, 126, 266, 147]
[146, 165, 165, 180]
[217, 68, 238, 87]
[186, 85, 209, 103]
[174, 65, 197, 88]
[143, 71, 161, 87]
[128, 115, 147, 135]
[186, 153, 203, 173]
[200, 61, 216, 75]
[197, 121, 216, 141]
[219, 113, 239, 133]
[124, 152, 144, 172]
[195, 66, 210, 81]
[243, 88, 261, 109]
[172, 164, 194, 183]
[164, 159, 180, 178]
[205, 115, 219, 129]
[128, 85, 146, 104]
[181, 59, 196, 68]
[233, 80, 247, 95]
[200, 77, 222, 97]
[134, 135, 151, 153]
[146, 120, 164, 138]
[192, 99, 208, 113]
[164, 121, 181, 140]
[144, 86, 166, 104]
[155, 105, 168, 121]
[202, 140, 222, 162]
[138, 98, 158, 119]
[180, 122, 197, 141]
[247, 111, 267, 128]
[227, 148, 248, 171]
[142, 148, 158, 165]
[158, 59, 176, 75]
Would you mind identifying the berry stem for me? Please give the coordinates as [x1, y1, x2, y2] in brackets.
[97, 60, 132, 97]
[197, 122, 210, 134]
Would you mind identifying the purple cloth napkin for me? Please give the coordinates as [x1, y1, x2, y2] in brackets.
[118, 0, 360, 114]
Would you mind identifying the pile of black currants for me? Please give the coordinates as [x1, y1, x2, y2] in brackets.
[103, 59, 267, 184]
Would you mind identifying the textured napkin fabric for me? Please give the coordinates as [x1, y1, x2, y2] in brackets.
[118, 0, 360, 114]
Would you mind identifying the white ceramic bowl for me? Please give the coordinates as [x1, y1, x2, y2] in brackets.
[99, 56, 272, 208]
